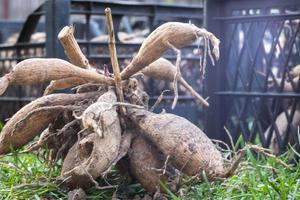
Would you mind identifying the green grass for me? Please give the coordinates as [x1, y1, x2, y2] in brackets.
[0, 121, 299, 199]
[185, 148, 300, 200]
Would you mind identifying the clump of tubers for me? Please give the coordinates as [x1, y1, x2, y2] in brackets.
[0, 13, 236, 199]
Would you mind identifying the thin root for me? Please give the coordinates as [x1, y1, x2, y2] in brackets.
[166, 41, 182, 110]
[150, 90, 170, 112]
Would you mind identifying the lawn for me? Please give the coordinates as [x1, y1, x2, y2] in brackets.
[0, 123, 299, 199]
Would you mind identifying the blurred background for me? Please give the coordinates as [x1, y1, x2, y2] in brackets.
[0, 0, 202, 20]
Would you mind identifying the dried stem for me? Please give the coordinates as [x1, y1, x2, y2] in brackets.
[246, 144, 293, 170]
[105, 8, 126, 115]
[223, 150, 245, 178]
[58, 26, 89, 68]
[179, 77, 209, 107]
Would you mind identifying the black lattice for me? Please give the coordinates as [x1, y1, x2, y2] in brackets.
[216, 2, 300, 153]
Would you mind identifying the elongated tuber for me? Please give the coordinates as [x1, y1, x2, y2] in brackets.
[129, 135, 179, 193]
[127, 108, 224, 178]
[0, 92, 99, 155]
[142, 57, 209, 106]
[0, 58, 114, 95]
[121, 22, 220, 80]
[264, 106, 300, 154]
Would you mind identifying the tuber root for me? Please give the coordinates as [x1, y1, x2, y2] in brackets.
[142, 57, 209, 107]
[44, 26, 92, 95]
[80, 89, 121, 137]
[264, 106, 300, 155]
[127, 108, 224, 178]
[290, 64, 300, 78]
[129, 135, 179, 194]
[121, 22, 220, 80]
[0, 58, 114, 95]
[60, 90, 122, 189]
[0, 92, 99, 155]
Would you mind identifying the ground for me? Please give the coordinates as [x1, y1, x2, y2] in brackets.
[0, 124, 299, 199]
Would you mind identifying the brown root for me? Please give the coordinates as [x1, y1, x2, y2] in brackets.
[44, 77, 87, 95]
[129, 135, 179, 194]
[0, 105, 79, 155]
[150, 90, 170, 112]
[166, 42, 182, 110]
[128, 108, 224, 178]
[0, 92, 100, 155]
[141, 57, 209, 107]
[102, 129, 134, 176]
[1, 58, 114, 95]
[60, 90, 122, 189]
[74, 83, 106, 94]
[80, 89, 119, 137]
[0, 74, 10, 95]
[121, 22, 220, 80]
[60, 129, 121, 189]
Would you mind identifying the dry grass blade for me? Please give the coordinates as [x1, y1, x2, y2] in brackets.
[246, 144, 292, 170]
[224, 126, 235, 151]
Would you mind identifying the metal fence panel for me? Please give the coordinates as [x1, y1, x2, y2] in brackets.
[206, 0, 300, 153]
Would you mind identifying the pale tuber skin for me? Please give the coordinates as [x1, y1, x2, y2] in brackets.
[129, 135, 179, 194]
[80, 89, 120, 138]
[0, 92, 99, 155]
[0, 58, 114, 95]
[127, 108, 225, 178]
[60, 90, 122, 189]
[121, 22, 220, 80]
[290, 64, 300, 78]
[264, 106, 300, 155]
[141, 57, 209, 107]
[44, 26, 93, 96]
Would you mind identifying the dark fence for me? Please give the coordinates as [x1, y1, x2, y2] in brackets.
[0, 0, 204, 124]
[206, 0, 300, 153]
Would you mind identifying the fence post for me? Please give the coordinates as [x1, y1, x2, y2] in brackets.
[45, 0, 70, 58]
[204, 0, 225, 140]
